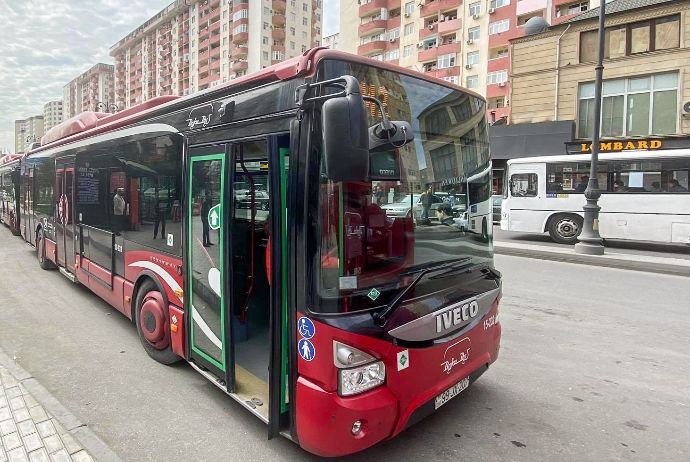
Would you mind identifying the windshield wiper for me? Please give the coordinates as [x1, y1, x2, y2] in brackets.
[372, 257, 471, 327]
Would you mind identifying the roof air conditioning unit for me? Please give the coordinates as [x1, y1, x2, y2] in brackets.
[499, 82, 506, 87]
[683, 101, 690, 115]
[489, 8, 496, 14]
[465, 64, 472, 69]
[473, 14, 480, 20]
[404, 12, 410, 17]
[467, 38, 474, 44]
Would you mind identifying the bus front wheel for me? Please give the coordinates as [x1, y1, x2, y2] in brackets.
[135, 279, 181, 365]
[548, 214, 583, 245]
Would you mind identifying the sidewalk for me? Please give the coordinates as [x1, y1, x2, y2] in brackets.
[0, 350, 121, 462]
[494, 240, 690, 277]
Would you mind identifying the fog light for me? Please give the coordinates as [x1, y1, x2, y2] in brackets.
[351, 420, 362, 435]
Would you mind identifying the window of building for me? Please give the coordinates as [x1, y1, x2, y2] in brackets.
[385, 28, 400, 40]
[302, 44, 307, 52]
[490, 0, 510, 9]
[303, 17, 308, 26]
[233, 9, 248, 21]
[489, 19, 510, 35]
[404, 23, 414, 36]
[517, 13, 543, 27]
[388, 49, 400, 60]
[443, 76, 459, 84]
[468, 26, 480, 40]
[303, 2, 308, 11]
[578, 73, 678, 138]
[580, 15, 680, 63]
[290, 12, 296, 21]
[467, 51, 479, 66]
[273, 51, 285, 60]
[290, 27, 296, 35]
[263, 22, 269, 30]
[487, 70, 508, 85]
[510, 173, 537, 197]
[263, 36, 269, 45]
[405, 1, 414, 14]
[437, 53, 456, 69]
[467, 75, 478, 88]
[233, 24, 248, 35]
[290, 41, 295, 49]
[264, 6, 269, 15]
[430, 144, 458, 182]
[291, 0, 296, 6]
[469, 2, 481, 16]
[403, 45, 413, 57]
[302, 31, 308, 39]
[556, 1, 588, 18]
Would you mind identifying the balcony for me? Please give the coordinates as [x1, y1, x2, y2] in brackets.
[232, 46, 248, 58]
[417, 42, 461, 61]
[210, 20, 221, 33]
[199, 49, 211, 62]
[210, 33, 221, 45]
[232, 32, 249, 45]
[357, 40, 386, 56]
[438, 17, 462, 34]
[210, 60, 221, 71]
[199, 38, 210, 50]
[272, 13, 286, 26]
[199, 62, 209, 74]
[424, 66, 461, 80]
[358, 19, 387, 37]
[272, 27, 286, 40]
[359, 0, 387, 18]
[271, 44, 286, 53]
[232, 60, 248, 71]
[486, 82, 509, 99]
[420, 0, 463, 17]
[272, 0, 286, 11]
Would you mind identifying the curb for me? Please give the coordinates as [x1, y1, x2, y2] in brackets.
[0, 347, 123, 462]
[494, 242, 690, 277]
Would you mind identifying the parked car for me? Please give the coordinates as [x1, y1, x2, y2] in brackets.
[235, 189, 270, 210]
[381, 193, 445, 222]
[492, 195, 503, 223]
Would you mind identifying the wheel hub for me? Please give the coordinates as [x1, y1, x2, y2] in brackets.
[557, 219, 578, 238]
[139, 291, 170, 350]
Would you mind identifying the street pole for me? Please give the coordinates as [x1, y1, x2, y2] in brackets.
[574, 0, 606, 255]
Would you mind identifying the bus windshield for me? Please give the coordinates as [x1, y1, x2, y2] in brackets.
[312, 60, 493, 314]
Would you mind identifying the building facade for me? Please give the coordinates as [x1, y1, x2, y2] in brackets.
[43, 100, 64, 132]
[340, 0, 601, 121]
[511, 0, 688, 138]
[14, 116, 44, 155]
[109, 0, 323, 110]
[323, 32, 340, 49]
[63, 63, 115, 119]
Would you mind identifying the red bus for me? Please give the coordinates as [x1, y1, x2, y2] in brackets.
[0, 154, 22, 235]
[18, 49, 501, 456]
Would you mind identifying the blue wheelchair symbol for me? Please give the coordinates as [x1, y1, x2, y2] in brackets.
[298, 317, 316, 339]
[298, 339, 315, 362]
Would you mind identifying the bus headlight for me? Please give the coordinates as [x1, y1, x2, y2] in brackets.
[339, 361, 386, 396]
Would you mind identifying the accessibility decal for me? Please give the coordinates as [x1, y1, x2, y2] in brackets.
[298, 317, 315, 339]
[298, 339, 315, 361]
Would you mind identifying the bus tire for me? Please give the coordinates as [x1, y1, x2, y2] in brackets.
[36, 229, 54, 270]
[548, 214, 583, 245]
[134, 279, 181, 365]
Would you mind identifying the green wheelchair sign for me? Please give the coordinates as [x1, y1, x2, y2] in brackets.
[208, 203, 221, 230]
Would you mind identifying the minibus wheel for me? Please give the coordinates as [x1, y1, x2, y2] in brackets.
[548, 214, 583, 245]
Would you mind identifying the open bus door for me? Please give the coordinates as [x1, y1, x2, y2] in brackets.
[185, 135, 290, 436]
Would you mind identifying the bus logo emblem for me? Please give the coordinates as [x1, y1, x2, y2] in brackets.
[208, 204, 221, 230]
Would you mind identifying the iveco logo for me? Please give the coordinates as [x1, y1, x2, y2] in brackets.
[435, 300, 479, 334]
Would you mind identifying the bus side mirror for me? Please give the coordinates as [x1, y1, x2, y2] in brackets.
[322, 93, 369, 182]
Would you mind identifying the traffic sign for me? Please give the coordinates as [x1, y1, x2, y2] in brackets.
[208, 203, 221, 230]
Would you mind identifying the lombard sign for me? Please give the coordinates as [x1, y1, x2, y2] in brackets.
[578, 139, 662, 153]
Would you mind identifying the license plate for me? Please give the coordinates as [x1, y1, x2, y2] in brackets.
[434, 377, 470, 410]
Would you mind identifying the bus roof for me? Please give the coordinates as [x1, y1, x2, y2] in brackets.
[27, 48, 482, 157]
[507, 149, 690, 165]
[0, 154, 21, 166]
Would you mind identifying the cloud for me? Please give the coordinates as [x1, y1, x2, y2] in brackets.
[323, 0, 340, 37]
[0, 0, 169, 152]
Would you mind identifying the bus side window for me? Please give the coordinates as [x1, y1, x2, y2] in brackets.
[510, 173, 537, 197]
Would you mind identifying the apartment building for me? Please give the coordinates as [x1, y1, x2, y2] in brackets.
[43, 100, 64, 132]
[109, 0, 323, 109]
[14, 116, 44, 154]
[323, 32, 340, 49]
[63, 63, 115, 119]
[340, 0, 601, 121]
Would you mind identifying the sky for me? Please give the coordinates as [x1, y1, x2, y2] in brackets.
[0, 0, 340, 154]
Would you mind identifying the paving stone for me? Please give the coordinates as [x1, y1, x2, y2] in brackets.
[4, 389, 20, 401]
[27, 409, 48, 425]
[47, 449, 69, 462]
[49, 422, 65, 438]
[19, 397, 36, 411]
[16, 421, 36, 438]
[0, 397, 8, 409]
[69, 451, 93, 462]
[0, 420, 17, 437]
[3, 432, 22, 452]
[0, 408, 10, 422]
[1, 377, 17, 389]
[9, 398, 25, 412]
[57, 434, 80, 455]
[21, 434, 42, 454]
[27, 449, 48, 462]
[7, 447, 28, 462]
[35, 422, 55, 439]
[0, 447, 6, 462]
[40, 436, 61, 456]
[11, 409, 29, 424]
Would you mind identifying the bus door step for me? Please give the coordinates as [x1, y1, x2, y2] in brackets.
[59, 267, 77, 283]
